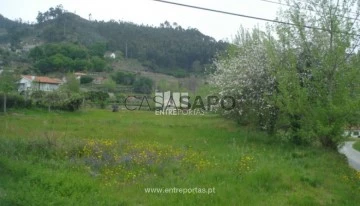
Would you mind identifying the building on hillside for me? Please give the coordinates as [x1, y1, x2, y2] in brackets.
[18, 75, 63, 94]
[104, 52, 116, 59]
[22, 43, 39, 52]
[93, 76, 106, 85]
[74, 72, 87, 80]
[343, 126, 360, 138]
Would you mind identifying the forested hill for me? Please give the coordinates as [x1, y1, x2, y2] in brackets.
[0, 6, 229, 75]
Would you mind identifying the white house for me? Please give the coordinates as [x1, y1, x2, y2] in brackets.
[93, 76, 106, 85]
[18, 75, 63, 93]
[104, 52, 116, 59]
[74, 72, 87, 80]
[343, 126, 360, 138]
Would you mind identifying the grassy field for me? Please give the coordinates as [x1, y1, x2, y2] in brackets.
[111, 58, 206, 93]
[353, 141, 360, 152]
[0, 109, 359, 205]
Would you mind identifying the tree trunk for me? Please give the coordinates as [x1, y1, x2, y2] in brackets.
[3, 93, 6, 114]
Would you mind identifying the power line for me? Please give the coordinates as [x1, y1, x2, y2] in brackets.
[153, 0, 360, 37]
[153, 0, 319, 29]
[260, 0, 287, 6]
[295, 0, 359, 15]
[259, 0, 359, 21]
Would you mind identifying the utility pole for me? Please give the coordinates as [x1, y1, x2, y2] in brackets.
[125, 42, 128, 59]
[63, 20, 65, 36]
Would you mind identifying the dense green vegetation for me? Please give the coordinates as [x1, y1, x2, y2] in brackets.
[0, 70, 84, 113]
[0, 15, 32, 51]
[96, 20, 227, 73]
[0, 5, 228, 76]
[29, 42, 108, 73]
[0, 110, 359, 205]
[110, 70, 154, 94]
[0, 47, 11, 65]
[80, 75, 94, 84]
[133, 76, 154, 94]
[211, 0, 360, 149]
[0, 69, 17, 113]
[111, 71, 136, 85]
[31, 90, 83, 112]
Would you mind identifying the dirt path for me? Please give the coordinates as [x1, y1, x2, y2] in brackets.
[339, 141, 360, 171]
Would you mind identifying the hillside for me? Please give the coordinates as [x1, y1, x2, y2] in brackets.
[0, 6, 229, 75]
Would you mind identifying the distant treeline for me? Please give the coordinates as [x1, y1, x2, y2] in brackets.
[0, 5, 229, 75]
[28, 43, 108, 73]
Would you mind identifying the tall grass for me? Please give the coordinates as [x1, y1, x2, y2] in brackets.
[0, 109, 359, 205]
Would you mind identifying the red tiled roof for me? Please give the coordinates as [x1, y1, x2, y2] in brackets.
[34, 76, 62, 84]
[345, 125, 360, 130]
[22, 75, 33, 80]
[21, 75, 62, 84]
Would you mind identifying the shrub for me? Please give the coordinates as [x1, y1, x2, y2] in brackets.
[133, 77, 153, 94]
[31, 90, 46, 99]
[80, 76, 94, 84]
[84, 91, 109, 108]
[59, 93, 83, 111]
[84, 91, 109, 102]
[0, 93, 32, 109]
[31, 91, 83, 112]
[111, 71, 135, 85]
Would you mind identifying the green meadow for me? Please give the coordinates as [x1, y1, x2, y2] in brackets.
[353, 141, 360, 152]
[0, 109, 359, 205]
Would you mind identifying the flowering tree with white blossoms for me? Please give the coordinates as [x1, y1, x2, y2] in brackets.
[211, 27, 278, 133]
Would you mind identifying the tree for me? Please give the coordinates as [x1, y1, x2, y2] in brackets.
[103, 79, 116, 92]
[31, 90, 46, 104]
[111, 71, 135, 85]
[29, 46, 44, 61]
[48, 53, 72, 72]
[36, 5, 63, 24]
[80, 75, 94, 84]
[211, 27, 277, 131]
[89, 42, 107, 57]
[44, 91, 61, 112]
[54, 5, 64, 17]
[63, 74, 80, 93]
[133, 77, 153, 94]
[211, 0, 360, 149]
[7, 26, 21, 51]
[0, 48, 10, 66]
[191, 60, 202, 73]
[0, 70, 16, 114]
[274, 0, 360, 148]
[91, 56, 106, 72]
[36, 12, 45, 24]
[30, 43, 97, 74]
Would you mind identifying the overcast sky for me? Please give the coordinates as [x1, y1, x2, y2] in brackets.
[0, 0, 281, 41]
